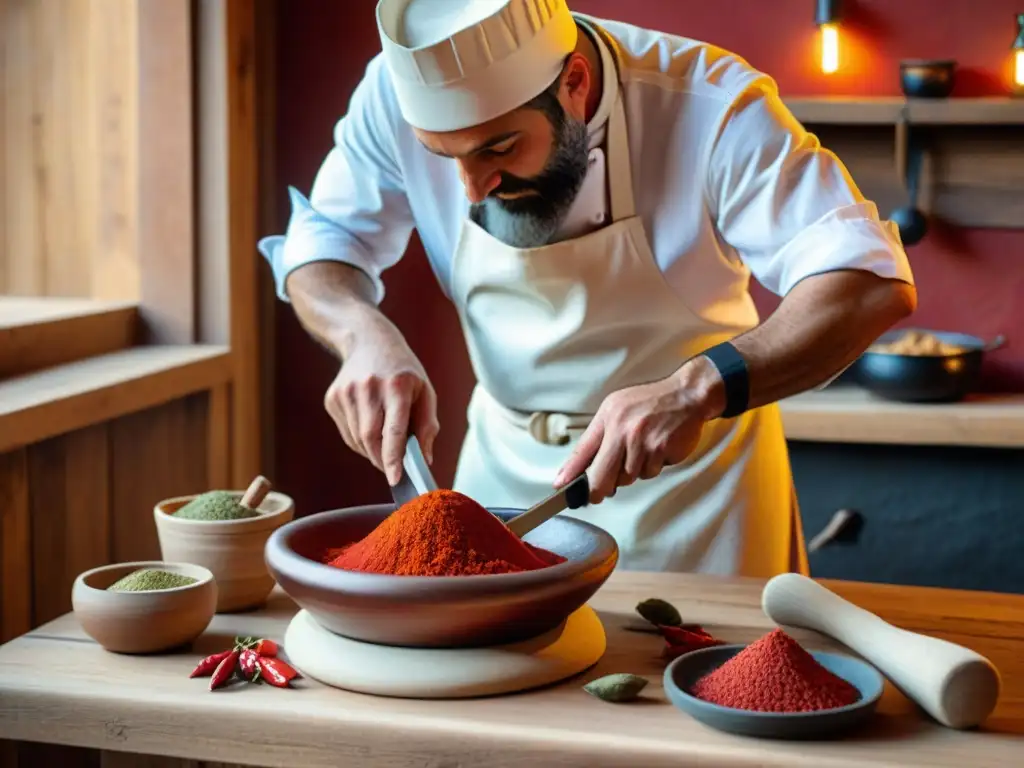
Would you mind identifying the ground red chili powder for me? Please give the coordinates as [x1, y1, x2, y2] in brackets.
[690, 628, 860, 712]
[323, 489, 566, 576]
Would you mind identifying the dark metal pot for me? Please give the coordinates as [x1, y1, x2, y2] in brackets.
[853, 329, 1005, 403]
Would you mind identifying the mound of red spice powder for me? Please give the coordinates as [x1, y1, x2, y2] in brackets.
[690, 628, 860, 713]
[323, 489, 566, 576]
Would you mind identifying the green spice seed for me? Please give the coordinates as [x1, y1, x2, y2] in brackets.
[636, 597, 683, 628]
[583, 673, 649, 703]
[108, 569, 198, 592]
[172, 490, 260, 521]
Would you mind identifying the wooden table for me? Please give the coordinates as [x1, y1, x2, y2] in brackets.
[1, 572, 1022, 768]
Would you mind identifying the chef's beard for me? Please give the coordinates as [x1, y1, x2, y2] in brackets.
[470, 110, 589, 249]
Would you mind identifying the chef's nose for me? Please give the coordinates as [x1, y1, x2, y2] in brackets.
[457, 160, 500, 204]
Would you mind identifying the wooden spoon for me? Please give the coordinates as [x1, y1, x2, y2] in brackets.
[240, 475, 272, 511]
[761, 572, 1000, 729]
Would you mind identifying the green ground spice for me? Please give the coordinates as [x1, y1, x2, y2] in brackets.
[172, 490, 261, 521]
[107, 569, 198, 592]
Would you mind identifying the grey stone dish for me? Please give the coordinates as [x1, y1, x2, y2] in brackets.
[264, 504, 618, 648]
[663, 644, 885, 739]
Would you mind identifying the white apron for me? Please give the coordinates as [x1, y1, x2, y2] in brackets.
[448, 51, 808, 578]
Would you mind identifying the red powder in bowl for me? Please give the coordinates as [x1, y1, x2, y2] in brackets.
[690, 628, 861, 712]
[323, 489, 566, 576]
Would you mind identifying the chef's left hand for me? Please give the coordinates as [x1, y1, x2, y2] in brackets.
[553, 360, 724, 503]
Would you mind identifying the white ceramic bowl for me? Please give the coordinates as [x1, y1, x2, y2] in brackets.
[72, 561, 217, 654]
[154, 490, 294, 612]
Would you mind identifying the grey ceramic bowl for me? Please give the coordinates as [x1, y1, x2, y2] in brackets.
[264, 504, 618, 648]
[900, 59, 956, 99]
[664, 644, 884, 739]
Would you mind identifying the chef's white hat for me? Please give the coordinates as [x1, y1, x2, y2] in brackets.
[376, 0, 579, 132]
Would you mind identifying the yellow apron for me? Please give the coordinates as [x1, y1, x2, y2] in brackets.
[448, 42, 807, 577]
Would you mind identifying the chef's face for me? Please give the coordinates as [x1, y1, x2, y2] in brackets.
[414, 53, 593, 248]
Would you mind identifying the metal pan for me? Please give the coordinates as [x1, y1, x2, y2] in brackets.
[852, 328, 1005, 403]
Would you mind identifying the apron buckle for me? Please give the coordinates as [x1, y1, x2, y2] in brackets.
[527, 412, 573, 446]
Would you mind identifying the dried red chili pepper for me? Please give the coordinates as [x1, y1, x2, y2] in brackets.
[659, 625, 720, 645]
[238, 649, 260, 681]
[210, 650, 240, 691]
[658, 624, 725, 659]
[253, 638, 278, 657]
[256, 657, 298, 687]
[189, 650, 234, 678]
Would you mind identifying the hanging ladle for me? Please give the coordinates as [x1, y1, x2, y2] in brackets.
[889, 112, 928, 246]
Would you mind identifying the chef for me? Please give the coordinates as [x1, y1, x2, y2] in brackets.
[259, 0, 916, 577]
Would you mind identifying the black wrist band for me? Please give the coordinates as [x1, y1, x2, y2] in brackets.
[701, 341, 749, 419]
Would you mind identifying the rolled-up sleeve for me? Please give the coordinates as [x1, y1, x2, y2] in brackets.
[704, 77, 915, 297]
[258, 57, 415, 305]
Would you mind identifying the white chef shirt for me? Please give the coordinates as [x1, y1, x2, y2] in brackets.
[259, 13, 914, 336]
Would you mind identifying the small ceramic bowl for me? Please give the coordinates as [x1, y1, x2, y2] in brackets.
[900, 59, 956, 99]
[72, 561, 217, 654]
[664, 644, 884, 739]
[154, 490, 294, 612]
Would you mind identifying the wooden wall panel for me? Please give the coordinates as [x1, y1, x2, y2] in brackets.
[0, 393, 216, 768]
[0, 450, 30, 644]
[109, 393, 209, 562]
[0, 394, 210, 635]
[28, 424, 110, 626]
[0, 0, 139, 300]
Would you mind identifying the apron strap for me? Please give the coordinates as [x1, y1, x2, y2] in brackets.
[587, 18, 635, 225]
[606, 90, 635, 223]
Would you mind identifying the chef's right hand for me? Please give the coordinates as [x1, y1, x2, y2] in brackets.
[324, 322, 439, 486]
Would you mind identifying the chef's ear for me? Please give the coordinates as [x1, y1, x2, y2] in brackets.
[559, 52, 591, 120]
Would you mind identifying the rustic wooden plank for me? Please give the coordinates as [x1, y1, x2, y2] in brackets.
[780, 387, 1024, 448]
[0, 0, 139, 300]
[28, 424, 111, 626]
[206, 384, 231, 490]
[0, 346, 231, 454]
[0, 449, 31, 643]
[225, 0, 263, 488]
[801, 123, 1024, 231]
[254, 0, 278, 481]
[2, 0, 44, 294]
[785, 96, 1024, 125]
[0, 575, 1022, 767]
[109, 394, 210, 563]
[88, 0, 140, 302]
[0, 299, 138, 378]
[135, 0, 194, 343]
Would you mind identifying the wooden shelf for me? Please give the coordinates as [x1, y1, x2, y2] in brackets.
[0, 344, 231, 452]
[784, 96, 1024, 125]
[778, 386, 1024, 449]
[0, 297, 140, 377]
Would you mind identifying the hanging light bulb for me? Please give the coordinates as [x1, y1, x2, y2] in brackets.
[1012, 13, 1024, 95]
[816, 0, 842, 75]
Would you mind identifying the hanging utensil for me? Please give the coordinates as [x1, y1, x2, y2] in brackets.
[889, 111, 928, 246]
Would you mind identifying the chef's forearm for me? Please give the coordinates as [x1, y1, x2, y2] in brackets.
[284, 261, 386, 360]
[677, 270, 917, 419]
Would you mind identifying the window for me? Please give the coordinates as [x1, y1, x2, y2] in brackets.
[0, 0, 267, 484]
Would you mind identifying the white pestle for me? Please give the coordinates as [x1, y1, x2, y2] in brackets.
[761, 572, 1000, 730]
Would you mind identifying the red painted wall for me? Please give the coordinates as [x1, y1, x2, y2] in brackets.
[271, 0, 1024, 515]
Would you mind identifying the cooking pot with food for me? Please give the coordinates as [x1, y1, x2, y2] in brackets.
[853, 328, 1005, 403]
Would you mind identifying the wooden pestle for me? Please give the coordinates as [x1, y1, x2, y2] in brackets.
[761, 572, 1000, 730]
[240, 475, 272, 510]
